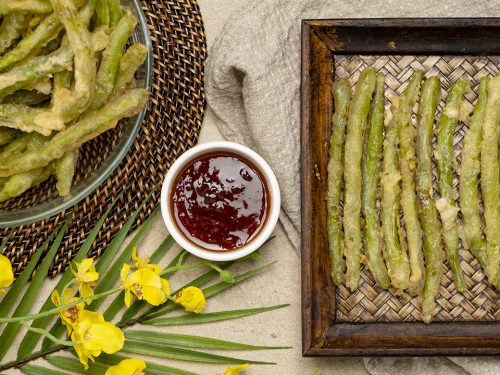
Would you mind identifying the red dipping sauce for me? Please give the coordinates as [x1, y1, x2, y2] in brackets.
[171, 152, 269, 251]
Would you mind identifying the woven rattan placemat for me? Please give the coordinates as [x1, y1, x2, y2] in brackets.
[335, 55, 499, 322]
[0, 0, 207, 277]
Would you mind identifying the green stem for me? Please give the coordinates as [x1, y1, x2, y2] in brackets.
[21, 322, 74, 347]
[0, 288, 121, 323]
[60, 279, 76, 302]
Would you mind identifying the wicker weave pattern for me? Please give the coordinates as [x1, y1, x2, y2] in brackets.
[335, 55, 499, 322]
[0, 0, 207, 277]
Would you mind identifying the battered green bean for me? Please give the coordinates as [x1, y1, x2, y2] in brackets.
[343, 67, 376, 291]
[397, 71, 425, 294]
[55, 149, 78, 196]
[47, 0, 96, 123]
[0, 89, 149, 177]
[0, 103, 58, 135]
[0, 166, 52, 202]
[0, 46, 73, 98]
[362, 72, 390, 289]
[92, 13, 137, 110]
[480, 75, 500, 287]
[3, 90, 51, 106]
[0, 0, 52, 15]
[459, 78, 489, 273]
[95, 0, 110, 27]
[0, 13, 30, 55]
[327, 79, 352, 285]
[112, 43, 148, 98]
[108, 0, 122, 25]
[381, 97, 410, 291]
[0, 127, 19, 145]
[416, 77, 443, 323]
[436, 78, 467, 292]
[0, 134, 29, 163]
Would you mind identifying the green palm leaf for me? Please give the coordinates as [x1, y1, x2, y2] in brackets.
[18, 194, 122, 359]
[0, 218, 70, 360]
[98, 353, 199, 375]
[21, 365, 71, 375]
[124, 330, 290, 350]
[42, 197, 152, 349]
[145, 304, 289, 326]
[46, 356, 105, 375]
[122, 340, 274, 365]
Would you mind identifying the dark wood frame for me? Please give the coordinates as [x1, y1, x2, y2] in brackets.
[301, 18, 500, 356]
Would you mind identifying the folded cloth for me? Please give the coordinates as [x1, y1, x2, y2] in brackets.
[205, 0, 500, 373]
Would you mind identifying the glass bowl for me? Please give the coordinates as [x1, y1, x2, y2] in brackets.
[0, 0, 153, 228]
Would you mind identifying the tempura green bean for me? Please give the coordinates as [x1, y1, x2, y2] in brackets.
[343, 67, 376, 291]
[460, 77, 489, 274]
[0, 13, 29, 55]
[436, 78, 467, 292]
[0, 0, 52, 15]
[480, 75, 500, 287]
[55, 149, 78, 196]
[397, 71, 425, 294]
[362, 72, 390, 289]
[327, 79, 351, 285]
[112, 44, 148, 98]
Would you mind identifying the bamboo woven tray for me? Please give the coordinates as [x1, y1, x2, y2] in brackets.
[301, 18, 500, 356]
[0, 0, 207, 277]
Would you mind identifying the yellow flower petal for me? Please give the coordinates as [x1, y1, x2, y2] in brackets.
[175, 286, 206, 313]
[216, 364, 249, 375]
[141, 285, 167, 306]
[87, 322, 124, 354]
[0, 254, 14, 294]
[161, 278, 170, 296]
[105, 358, 146, 375]
[72, 258, 98, 303]
[132, 248, 162, 274]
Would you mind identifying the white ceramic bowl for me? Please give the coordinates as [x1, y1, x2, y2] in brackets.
[160, 141, 280, 261]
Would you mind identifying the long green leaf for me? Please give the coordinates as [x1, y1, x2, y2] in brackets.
[145, 304, 289, 326]
[21, 365, 71, 375]
[143, 262, 276, 321]
[0, 219, 69, 361]
[47, 356, 105, 375]
[43, 196, 152, 349]
[118, 249, 188, 325]
[124, 330, 290, 350]
[0, 229, 57, 319]
[103, 233, 175, 321]
[97, 353, 199, 375]
[122, 340, 274, 365]
[18, 194, 122, 359]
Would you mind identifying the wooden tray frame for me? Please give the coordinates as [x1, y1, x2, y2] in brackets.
[301, 18, 500, 356]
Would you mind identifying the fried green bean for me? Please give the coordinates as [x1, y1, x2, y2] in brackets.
[327, 79, 352, 285]
[0, 46, 73, 98]
[460, 78, 489, 273]
[0, 89, 149, 177]
[0, 134, 29, 162]
[95, 0, 110, 27]
[436, 78, 467, 292]
[0, 13, 30, 55]
[47, 0, 96, 123]
[396, 71, 425, 294]
[416, 76, 444, 323]
[108, 0, 122, 25]
[343, 67, 376, 291]
[0, 127, 19, 145]
[92, 13, 137, 110]
[381, 98, 410, 291]
[362, 72, 390, 289]
[480, 75, 500, 287]
[0, 166, 52, 202]
[0, 103, 58, 135]
[3, 90, 51, 106]
[0, 0, 52, 15]
[55, 149, 78, 196]
[112, 43, 148, 98]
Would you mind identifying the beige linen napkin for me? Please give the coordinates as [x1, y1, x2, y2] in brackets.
[205, 0, 499, 373]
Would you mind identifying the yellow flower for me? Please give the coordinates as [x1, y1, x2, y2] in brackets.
[71, 258, 99, 302]
[105, 358, 146, 375]
[120, 263, 170, 307]
[51, 288, 84, 335]
[174, 286, 206, 313]
[0, 254, 14, 295]
[71, 311, 124, 369]
[216, 364, 249, 375]
[132, 247, 161, 274]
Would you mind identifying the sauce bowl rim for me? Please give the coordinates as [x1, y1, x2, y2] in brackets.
[160, 141, 281, 261]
